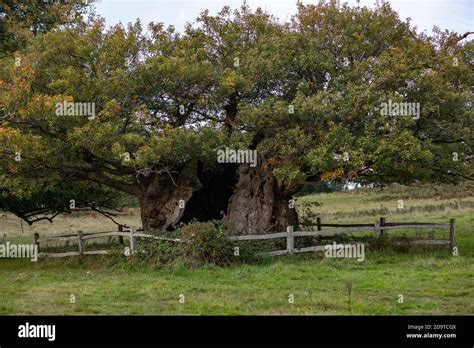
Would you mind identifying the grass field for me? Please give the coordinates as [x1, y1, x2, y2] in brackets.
[1, 183, 473, 315]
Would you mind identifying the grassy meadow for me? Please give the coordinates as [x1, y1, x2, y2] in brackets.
[1, 183, 473, 315]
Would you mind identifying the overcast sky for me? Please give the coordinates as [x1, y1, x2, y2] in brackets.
[93, 0, 473, 35]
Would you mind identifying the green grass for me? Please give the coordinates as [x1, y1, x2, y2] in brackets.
[1, 183, 473, 315]
[1, 251, 472, 315]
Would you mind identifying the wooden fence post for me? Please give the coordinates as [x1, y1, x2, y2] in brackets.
[118, 225, 124, 245]
[449, 219, 456, 247]
[287, 225, 294, 254]
[379, 217, 386, 237]
[130, 226, 136, 255]
[33, 233, 39, 253]
[374, 222, 380, 238]
[315, 217, 322, 244]
[77, 231, 84, 256]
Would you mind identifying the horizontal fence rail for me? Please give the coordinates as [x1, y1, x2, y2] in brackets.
[33, 217, 456, 258]
[294, 226, 376, 237]
[380, 224, 449, 230]
[228, 232, 288, 241]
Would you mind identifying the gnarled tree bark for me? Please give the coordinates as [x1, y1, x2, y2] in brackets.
[138, 161, 201, 230]
[225, 161, 298, 235]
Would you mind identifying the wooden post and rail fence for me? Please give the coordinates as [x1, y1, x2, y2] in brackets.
[32, 217, 456, 258]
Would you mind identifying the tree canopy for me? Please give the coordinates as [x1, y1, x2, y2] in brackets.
[1, 2, 472, 232]
[0, 0, 93, 56]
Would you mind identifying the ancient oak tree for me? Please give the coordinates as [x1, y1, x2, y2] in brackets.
[1, 3, 472, 233]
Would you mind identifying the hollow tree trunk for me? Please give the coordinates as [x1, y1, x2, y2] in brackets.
[139, 162, 201, 230]
[226, 163, 298, 235]
[138, 160, 298, 234]
[180, 163, 237, 223]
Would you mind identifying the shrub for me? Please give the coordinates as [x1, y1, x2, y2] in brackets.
[135, 238, 182, 266]
[177, 220, 234, 267]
